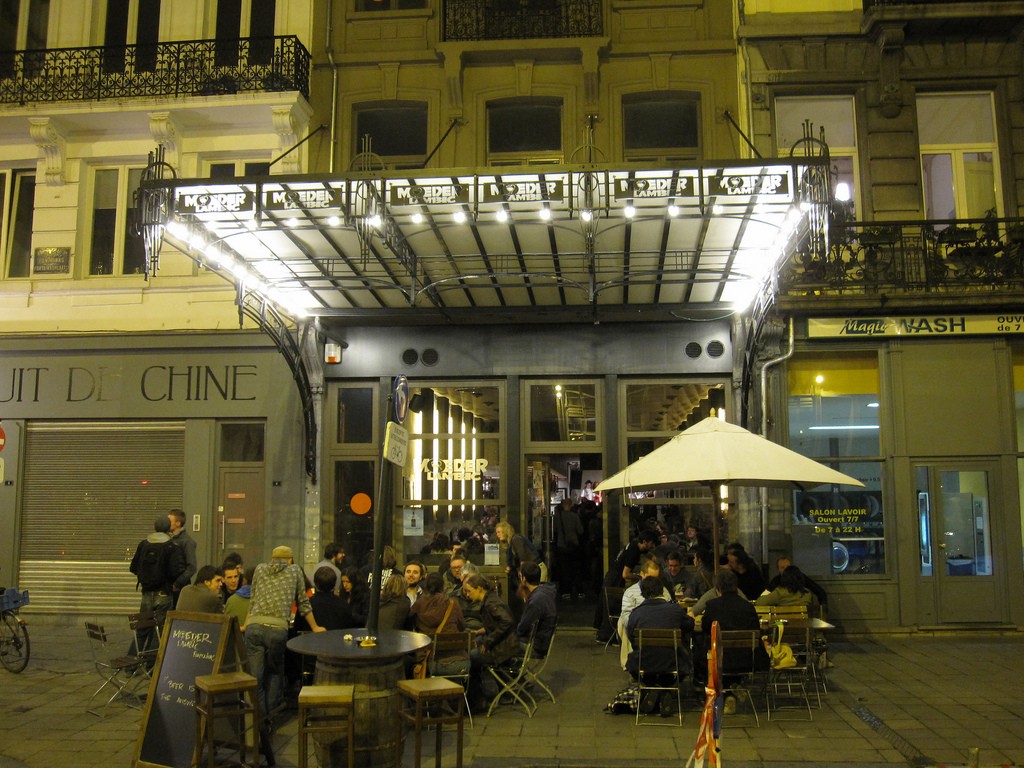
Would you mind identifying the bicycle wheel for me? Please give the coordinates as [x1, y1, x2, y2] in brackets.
[0, 611, 30, 673]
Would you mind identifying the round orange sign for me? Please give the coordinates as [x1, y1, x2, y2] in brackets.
[351, 492, 372, 515]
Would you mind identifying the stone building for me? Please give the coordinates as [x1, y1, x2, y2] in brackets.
[0, 0, 1021, 630]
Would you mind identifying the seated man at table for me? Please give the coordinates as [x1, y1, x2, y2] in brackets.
[664, 550, 689, 595]
[618, 557, 672, 670]
[693, 570, 767, 689]
[625, 576, 695, 716]
[517, 561, 557, 656]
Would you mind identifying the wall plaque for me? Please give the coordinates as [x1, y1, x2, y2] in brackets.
[32, 246, 70, 274]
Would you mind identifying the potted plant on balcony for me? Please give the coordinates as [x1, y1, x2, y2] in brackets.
[857, 225, 899, 246]
[936, 226, 976, 245]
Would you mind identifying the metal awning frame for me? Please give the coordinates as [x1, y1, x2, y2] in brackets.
[139, 157, 831, 326]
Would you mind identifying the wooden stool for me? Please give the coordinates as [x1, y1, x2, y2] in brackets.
[397, 677, 465, 768]
[297, 684, 356, 768]
[193, 671, 260, 768]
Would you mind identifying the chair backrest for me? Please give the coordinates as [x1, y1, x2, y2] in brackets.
[432, 630, 471, 657]
[718, 629, 761, 676]
[603, 586, 625, 618]
[129, 611, 159, 658]
[636, 628, 682, 680]
[637, 628, 681, 650]
[769, 605, 809, 619]
[85, 622, 108, 643]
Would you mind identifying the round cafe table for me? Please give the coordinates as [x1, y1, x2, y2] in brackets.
[287, 629, 430, 768]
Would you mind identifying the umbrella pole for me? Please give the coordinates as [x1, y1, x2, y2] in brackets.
[710, 483, 722, 573]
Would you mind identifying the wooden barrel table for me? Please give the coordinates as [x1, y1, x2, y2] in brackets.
[287, 630, 430, 768]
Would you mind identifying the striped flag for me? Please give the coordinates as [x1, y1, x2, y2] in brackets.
[688, 621, 721, 768]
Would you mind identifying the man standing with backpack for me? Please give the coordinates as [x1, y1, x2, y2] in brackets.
[129, 516, 186, 644]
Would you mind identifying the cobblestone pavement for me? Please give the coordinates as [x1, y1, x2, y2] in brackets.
[1, 615, 1022, 768]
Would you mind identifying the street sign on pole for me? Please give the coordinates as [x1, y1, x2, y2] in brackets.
[384, 421, 408, 467]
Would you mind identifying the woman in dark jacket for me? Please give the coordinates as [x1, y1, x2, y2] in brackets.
[377, 573, 412, 630]
[411, 572, 466, 635]
[461, 573, 519, 666]
[341, 566, 369, 626]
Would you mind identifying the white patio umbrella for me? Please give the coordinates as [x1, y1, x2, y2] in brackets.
[596, 416, 865, 564]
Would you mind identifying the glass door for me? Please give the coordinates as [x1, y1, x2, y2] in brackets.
[915, 464, 1002, 623]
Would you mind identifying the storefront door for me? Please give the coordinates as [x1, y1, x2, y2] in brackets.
[914, 463, 1003, 623]
[217, 466, 265, 563]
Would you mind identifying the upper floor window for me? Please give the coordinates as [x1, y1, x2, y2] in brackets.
[353, 102, 428, 169]
[355, 0, 426, 12]
[103, 0, 161, 73]
[487, 98, 562, 166]
[3, 170, 35, 278]
[917, 93, 1000, 220]
[776, 95, 859, 214]
[209, 160, 272, 178]
[89, 166, 145, 276]
[0, 0, 49, 78]
[622, 92, 700, 164]
[215, 0, 276, 67]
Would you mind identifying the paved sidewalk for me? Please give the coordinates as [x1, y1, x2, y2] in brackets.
[1, 615, 1022, 768]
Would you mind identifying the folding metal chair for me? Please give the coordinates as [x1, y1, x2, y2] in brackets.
[128, 611, 160, 671]
[602, 586, 624, 651]
[486, 629, 537, 718]
[430, 630, 474, 726]
[634, 628, 684, 727]
[523, 622, 556, 704]
[763, 621, 815, 721]
[718, 629, 764, 726]
[85, 621, 149, 716]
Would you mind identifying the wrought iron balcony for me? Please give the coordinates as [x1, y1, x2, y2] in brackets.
[444, 0, 602, 41]
[779, 217, 1024, 298]
[0, 35, 310, 105]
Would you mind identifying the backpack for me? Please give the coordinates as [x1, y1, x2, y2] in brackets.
[133, 541, 172, 591]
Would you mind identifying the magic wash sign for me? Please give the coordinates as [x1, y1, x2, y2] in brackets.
[809, 315, 1024, 338]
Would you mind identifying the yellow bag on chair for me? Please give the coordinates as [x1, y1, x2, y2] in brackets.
[762, 621, 797, 669]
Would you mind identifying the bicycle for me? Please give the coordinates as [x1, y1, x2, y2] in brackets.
[0, 586, 30, 673]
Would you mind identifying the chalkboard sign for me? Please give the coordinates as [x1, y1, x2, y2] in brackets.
[132, 611, 244, 768]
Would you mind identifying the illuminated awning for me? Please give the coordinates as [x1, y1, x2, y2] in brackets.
[144, 158, 828, 325]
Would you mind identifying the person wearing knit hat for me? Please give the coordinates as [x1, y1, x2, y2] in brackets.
[245, 545, 325, 721]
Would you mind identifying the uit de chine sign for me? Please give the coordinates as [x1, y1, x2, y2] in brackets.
[808, 315, 1024, 338]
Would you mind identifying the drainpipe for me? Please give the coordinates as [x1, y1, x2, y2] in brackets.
[759, 317, 794, 567]
[325, 0, 339, 173]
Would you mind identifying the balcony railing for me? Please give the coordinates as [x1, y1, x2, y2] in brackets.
[779, 217, 1024, 297]
[444, 0, 602, 41]
[0, 36, 310, 105]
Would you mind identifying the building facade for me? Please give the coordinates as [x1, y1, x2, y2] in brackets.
[1, 0, 1023, 630]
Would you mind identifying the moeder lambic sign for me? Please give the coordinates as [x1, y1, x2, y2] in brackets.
[481, 180, 563, 203]
[808, 314, 1024, 338]
[707, 171, 790, 197]
[175, 190, 255, 215]
[388, 182, 470, 206]
[613, 175, 698, 200]
[262, 187, 341, 211]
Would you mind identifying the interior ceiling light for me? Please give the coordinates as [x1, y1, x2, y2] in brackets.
[668, 204, 680, 217]
[453, 211, 467, 224]
[580, 209, 593, 222]
[624, 204, 636, 218]
[327, 215, 341, 226]
[285, 217, 298, 228]
[495, 209, 509, 222]
[411, 212, 424, 224]
[539, 208, 551, 221]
